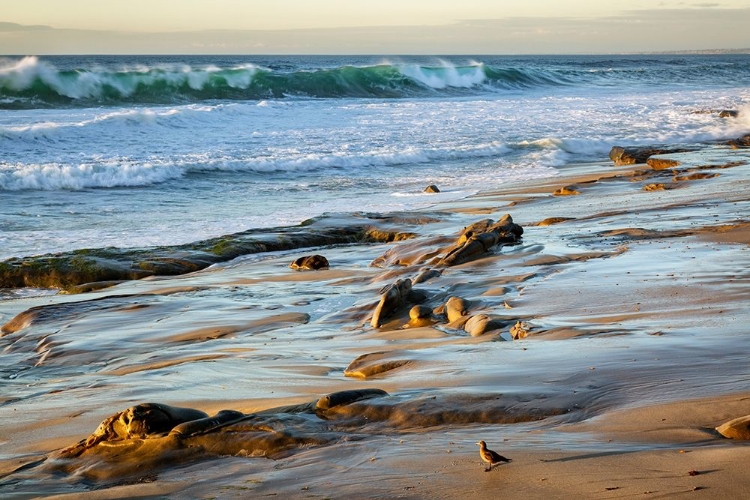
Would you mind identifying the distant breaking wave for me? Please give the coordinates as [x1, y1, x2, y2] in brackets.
[0, 140, 514, 191]
[0, 56, 570, 108]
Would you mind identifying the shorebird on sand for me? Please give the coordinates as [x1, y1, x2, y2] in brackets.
[476, 440, 511, 472]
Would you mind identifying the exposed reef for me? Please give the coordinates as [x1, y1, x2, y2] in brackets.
[0, 213, 424, 292]
[46, 389, 569, 482]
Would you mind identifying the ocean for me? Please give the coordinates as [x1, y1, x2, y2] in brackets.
[1, 54, 749, 261]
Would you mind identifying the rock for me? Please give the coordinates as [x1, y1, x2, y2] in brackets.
[727, 134, 750, 149]
[464, 314, 506, 337]
[716, 415, 750, 440]
[643, 183, 667, 191]
[646, 157, 681, 170]
[533, 217, 576, 227]
[424, 184, 441, 193]
[61, 403, 210, 457]
[491, 214, 524, 238]
[315, 388, 389, 410]
[0, 214, 422, 292]
[413, 267, 441, 284]
[371, 278, 426, 328]
[170, 410, 247, 437]
[445, 296, 470, 323]
[553, 186, 580, 196]
[673, 172, 719, 181]
[458, 219, 495, 242]
[609, 146, 694, 166]
[438, 215, 523, 267]
[289, 254, 329, 271]
[344, 352, 412, 378]
[510, 321, 531, 340]
[409, 305, 432, 321]
[719, 110, 739, 118]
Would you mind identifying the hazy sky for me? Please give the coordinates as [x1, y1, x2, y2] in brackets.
[2, 0, 750, 54]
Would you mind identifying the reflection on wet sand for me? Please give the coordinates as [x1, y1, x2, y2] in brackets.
[2, 147, 750, 497]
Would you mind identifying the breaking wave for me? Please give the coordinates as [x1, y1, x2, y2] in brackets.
[0, 56, 569, 108]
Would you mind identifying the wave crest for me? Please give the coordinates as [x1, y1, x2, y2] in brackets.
[0, 57, 563, 108]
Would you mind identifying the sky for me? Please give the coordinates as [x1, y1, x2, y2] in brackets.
[1, 0, 750, 54]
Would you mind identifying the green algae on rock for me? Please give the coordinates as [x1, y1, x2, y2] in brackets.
[0, 213, 426, 292]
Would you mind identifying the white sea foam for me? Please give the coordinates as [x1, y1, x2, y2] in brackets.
[396, 61, 487, 89]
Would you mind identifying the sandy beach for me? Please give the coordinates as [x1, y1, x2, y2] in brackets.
[2, 141, 750, 499]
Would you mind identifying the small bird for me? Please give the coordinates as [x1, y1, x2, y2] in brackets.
[476, 440, 511, 472]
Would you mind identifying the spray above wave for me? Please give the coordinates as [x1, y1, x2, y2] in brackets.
[0, 56, 569, 108]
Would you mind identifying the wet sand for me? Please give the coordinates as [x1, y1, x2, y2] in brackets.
[2, 146, 750, 498]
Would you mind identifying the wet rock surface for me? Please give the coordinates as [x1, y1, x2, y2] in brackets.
[46, 389, 569, 482]
[0, 213, 425, 292]
[716, 415, 750, 440]
[289, 254, 330, 271]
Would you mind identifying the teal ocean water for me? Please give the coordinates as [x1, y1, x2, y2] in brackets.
[1, 54, 749, 259]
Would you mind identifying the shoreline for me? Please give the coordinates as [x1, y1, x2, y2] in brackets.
[1, 132, 748, 294]
[2, 140, 750, 498]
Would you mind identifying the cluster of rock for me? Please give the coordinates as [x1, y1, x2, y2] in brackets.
[362, 214, 532, 340]
[283, 213, 528, 338]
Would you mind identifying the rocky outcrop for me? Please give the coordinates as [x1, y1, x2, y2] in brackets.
[719, 110, 739, 118]
[0, 214, 420, 292]
[424, 184, 440, 193]
[609, 146, 694, 166]
[52, 390, 571, 481]
[437, 214, 523, 267]
[61, 403, 211, 457]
